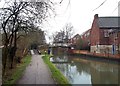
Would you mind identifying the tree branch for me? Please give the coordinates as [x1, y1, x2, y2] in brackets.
[16, 34, 26, 40]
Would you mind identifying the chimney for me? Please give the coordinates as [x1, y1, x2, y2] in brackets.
[94, 14, 98, 19]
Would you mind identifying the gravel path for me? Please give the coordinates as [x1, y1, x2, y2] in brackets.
[17, 50, 55, 84]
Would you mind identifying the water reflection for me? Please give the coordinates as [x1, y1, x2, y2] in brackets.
[51, 55, 120, 84]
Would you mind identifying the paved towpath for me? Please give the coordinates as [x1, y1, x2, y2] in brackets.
[17, 50, 55, 84]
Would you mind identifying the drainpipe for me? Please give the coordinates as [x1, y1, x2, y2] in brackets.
[107, 46, 109, 58]
[108, 38, 109, 58]
[117, 30, 119, 55]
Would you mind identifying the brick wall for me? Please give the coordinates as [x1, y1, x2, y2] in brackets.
[90, 14, 100, 46]
[99, 29, 109, 45]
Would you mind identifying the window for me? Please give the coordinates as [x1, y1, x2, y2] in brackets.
[104, 30, 109, 37]
[86, 32, 90, 37]
[115, 33, 118, 40]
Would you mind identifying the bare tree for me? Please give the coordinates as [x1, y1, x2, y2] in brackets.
[52, 31, 65, 43]
[63, 23, 74, 43]
[16, 27, 46, 61]
[52, 23, 74, 44]
[0, 0, 54, 75]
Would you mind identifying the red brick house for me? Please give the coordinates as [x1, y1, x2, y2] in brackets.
[81, 29, 91, 50]
[68, 34, 80, 49]
[90, 14, 120, 54]
[69, 31, 91, 50]
[68, 34, 80, 44]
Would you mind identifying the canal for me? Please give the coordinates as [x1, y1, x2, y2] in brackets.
[51, 53, 120, 84]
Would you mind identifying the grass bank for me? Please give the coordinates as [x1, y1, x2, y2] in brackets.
[3, 55, 31, 85]
[42, 55, 71, 85]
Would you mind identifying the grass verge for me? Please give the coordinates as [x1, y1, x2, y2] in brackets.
[3, 55, 31, 85]
[42, 54, 71, 85]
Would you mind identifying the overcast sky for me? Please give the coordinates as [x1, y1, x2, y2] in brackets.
[0, 0, 119, 43]
[42, 0, 119, 43]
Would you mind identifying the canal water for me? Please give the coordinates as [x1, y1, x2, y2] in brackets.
[50, 54, 120, 84]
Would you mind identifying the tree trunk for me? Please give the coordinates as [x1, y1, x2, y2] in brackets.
[2, 42, 9, 76]
[10, 32, 17, 69]
[10, 47, 16, 69]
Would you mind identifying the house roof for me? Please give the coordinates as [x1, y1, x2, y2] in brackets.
[98, 17, 120, 29]
[81, 29, 91, 36]
[73, 34, 80, 38]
